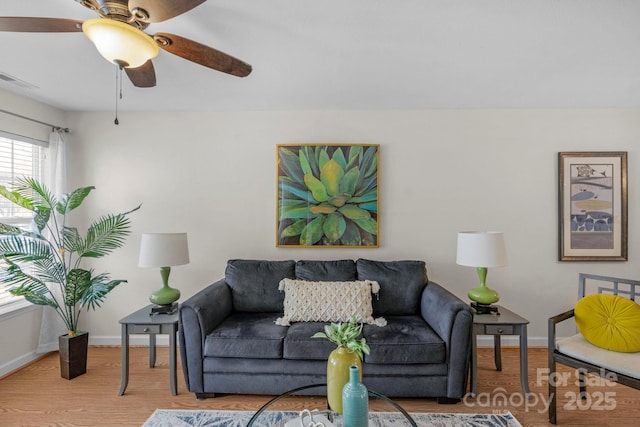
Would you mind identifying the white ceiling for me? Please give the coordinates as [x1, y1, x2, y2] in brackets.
[1, 0, 639, 112]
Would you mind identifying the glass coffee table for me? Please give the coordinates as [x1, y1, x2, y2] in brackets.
[247, 384, 417, 426]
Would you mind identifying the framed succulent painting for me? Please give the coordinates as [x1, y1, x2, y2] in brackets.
[276, 144, 379, 247]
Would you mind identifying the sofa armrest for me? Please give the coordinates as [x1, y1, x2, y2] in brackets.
[421, 281, 473, 399]
[179, 278, 233, 393]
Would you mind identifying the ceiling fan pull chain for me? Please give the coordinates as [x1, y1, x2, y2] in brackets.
[114, 64, 120, 125]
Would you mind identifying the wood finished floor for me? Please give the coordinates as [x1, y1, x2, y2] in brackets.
[0, 346, 638, 426]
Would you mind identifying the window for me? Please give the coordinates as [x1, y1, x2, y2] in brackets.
[0, 132, 47, 311]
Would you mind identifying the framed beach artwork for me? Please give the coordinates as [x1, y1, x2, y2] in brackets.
[558, 151, 627, 261]
[276, 144, 379, 248]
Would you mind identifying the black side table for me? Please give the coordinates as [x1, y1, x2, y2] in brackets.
[118, 304, 179, 396]
[470, 304, 531, 398]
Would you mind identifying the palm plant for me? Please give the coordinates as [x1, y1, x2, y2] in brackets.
[0, 177, 139, 336]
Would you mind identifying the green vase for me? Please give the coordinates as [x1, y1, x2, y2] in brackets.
[327, 347, 361, 414]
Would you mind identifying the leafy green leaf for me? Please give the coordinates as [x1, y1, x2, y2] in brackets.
[280, 205, 314, 220]
[279, 180, 315, 203]
[339, 166, 360, 196]
[332, 148, 347, 170]
[340, 221, 361, 246]
[56, 186, 95, 214]
[320, 159, 345, 197]
[80, 274, 127, 310]
[300, 215, 325, 246]
[353, 217, 378, 235]
[280, 219, 307, 238]
[78, 213, 132, 258]
[338, 205, 371, 220]
[65, 269, 92, 307]
[299, 150, 312, 176]
[279, 147, 305, 185]
[15, 177, 57, 211]
[304, 174, 329, 203]
[33, 208, 50, 232]
[323, 212, 346, 243]
[0, 185, 34, 211]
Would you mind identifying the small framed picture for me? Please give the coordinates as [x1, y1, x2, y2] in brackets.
[558, 151, 628, 261]
[276, 144, 379, 248]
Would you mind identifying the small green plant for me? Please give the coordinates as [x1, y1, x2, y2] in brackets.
[312, 315, 370, 360]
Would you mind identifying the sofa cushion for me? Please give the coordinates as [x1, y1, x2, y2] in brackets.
[225, 259, 295, 312]
[283, 321, 337, 360]
[362, 315, 446, 364]
[575, 294, 640, 353]
[295, 259, 357, 281]
[356, 259, 427, 315]
[204, 312, 287, 359]
[275, 279, 386, 326]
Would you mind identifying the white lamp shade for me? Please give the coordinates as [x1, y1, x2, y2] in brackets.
[82, 18, 159, 68]
[456, 231, 507, 268]
[139, 233, 190, 267]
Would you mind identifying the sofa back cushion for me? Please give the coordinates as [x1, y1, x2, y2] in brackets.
[295, 259, 356, 281]
[225, 259, 295, 312]
[356, 259, 428, 315]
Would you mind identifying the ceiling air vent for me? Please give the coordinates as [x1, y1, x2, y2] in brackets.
[0, 72, 38, 90]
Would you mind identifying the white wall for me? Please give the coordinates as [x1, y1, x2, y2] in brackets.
[0, 88, 67, 375]
[64, 109, 639, 345]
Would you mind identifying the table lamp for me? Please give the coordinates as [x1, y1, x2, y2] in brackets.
[456, 231, 507, 314]
[139, 233, 189, 314]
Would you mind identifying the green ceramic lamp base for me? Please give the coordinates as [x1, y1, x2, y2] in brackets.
[149, 266, 181, 306]
[467, 267, 500, 305]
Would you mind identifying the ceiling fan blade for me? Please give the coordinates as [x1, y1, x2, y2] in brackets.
[0, 17, 83, 32]
[124, 60, 157, 88]
[128, 0, 206, 23]
[154, 33, 252, 78]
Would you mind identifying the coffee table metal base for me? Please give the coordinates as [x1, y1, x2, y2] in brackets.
[247, 383, 417, 426]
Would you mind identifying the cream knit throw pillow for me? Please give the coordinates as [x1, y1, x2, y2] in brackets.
[275, 279, 386, 327]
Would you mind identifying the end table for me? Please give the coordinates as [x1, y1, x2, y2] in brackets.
[470, 304, 531, 398]
[118, 304, 179, 396]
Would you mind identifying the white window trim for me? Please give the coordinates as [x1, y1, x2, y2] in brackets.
[0, 131, 47, 316]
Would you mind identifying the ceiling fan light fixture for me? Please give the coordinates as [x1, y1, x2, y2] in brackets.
[82, 18, 159, 68]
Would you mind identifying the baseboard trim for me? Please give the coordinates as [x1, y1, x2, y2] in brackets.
[89, 335, 173, 347]
[1, 335, 551, 378]
[0, 351, 42, 379]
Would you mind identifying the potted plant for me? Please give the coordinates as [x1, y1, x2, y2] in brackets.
[0, 177, 139, 379]
[312, 316, 370, 413]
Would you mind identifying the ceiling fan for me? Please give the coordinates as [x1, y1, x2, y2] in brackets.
[0, 0, 252, 88]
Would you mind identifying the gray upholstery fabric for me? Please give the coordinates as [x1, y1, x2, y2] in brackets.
[295, 259, 357, 281]
[179, 259, 472, 400]
[284, 322, 335, 360]
[225, 259, 295, 312]
[204, 312, 287, 359]
[356, 259, 427, 315]
[363, 315, 446, 364]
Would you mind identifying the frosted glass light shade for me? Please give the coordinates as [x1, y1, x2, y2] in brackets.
[456, 231, 507, 268]
[139, 233, 190, 267]
[82, 18, 159, 68]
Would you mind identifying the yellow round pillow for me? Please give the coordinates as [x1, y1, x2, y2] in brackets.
[575, 294, 640, 353]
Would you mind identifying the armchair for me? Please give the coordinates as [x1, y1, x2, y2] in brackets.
[548, 273, 640, 424]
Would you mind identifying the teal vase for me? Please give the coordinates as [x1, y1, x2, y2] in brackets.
[342, 365, 368, 427]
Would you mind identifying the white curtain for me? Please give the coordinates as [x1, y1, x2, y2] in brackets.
[36, 130, 68, 354]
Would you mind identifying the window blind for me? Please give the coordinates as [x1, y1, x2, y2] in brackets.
[0, 135, 45, 309]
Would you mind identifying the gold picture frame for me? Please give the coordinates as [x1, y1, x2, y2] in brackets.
[558, 151, 628, 261]
[276, 144, 380, 248]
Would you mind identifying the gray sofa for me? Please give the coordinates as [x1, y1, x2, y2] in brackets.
[179, 259, 473, 401]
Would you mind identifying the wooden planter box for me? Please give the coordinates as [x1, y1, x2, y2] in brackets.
[59, 332, 89, 380]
